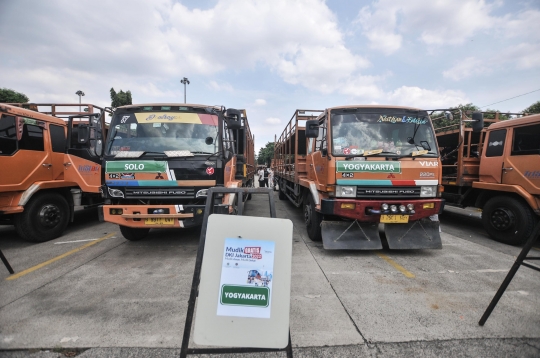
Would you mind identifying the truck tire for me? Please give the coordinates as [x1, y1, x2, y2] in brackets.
[304, 194, 322, 241]
[278, 183, 286, 200]
[14, 192, 70, 242]
[120, 225, 150, 241]
[482, 196, 537, 246]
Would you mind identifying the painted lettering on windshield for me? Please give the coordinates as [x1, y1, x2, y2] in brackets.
[378, 115, 428, 125]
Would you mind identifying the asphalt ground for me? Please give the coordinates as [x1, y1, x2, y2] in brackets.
[0, 190, 539, 357]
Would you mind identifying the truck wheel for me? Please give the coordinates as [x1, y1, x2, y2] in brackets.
[482, 196, 537, 246]
[120, 225, 150, 241]
[14, 192, 70, 242]
[278, 180, 286, 200]
[304, 194, 322, 241]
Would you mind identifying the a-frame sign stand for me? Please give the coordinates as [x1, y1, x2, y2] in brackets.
[180, 187, 293, 358]
[0, 249, 14, 274]
[479, 220, 540, 326]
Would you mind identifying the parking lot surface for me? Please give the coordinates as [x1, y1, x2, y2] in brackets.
[1, 193, 539, 357]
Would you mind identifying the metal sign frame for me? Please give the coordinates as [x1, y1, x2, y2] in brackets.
[479, 220, 540, 325]
[180, 187, 293, 358]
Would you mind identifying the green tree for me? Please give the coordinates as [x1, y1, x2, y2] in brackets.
[431, 103, 510, 132]
[110, 88, 132, 109]
[0, 88, 29, 103]
[523, 100, 540, 114]
[257, 142, 275, 166]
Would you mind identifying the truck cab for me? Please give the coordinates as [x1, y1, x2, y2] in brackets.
[99, 104, 254, 241]
[0, 103, 108, 242]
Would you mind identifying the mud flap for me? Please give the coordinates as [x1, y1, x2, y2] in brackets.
[321, 220, 383, 250]
[384, 218, 442, 249]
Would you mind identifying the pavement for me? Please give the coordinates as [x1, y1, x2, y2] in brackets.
[1, 191, 539, 357]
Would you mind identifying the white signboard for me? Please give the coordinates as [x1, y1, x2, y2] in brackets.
[193, 214, 293, 349]
[217, 238, 275, 318]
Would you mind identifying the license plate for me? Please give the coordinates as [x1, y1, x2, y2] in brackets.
[380, 215, 409, 224]
[144, 218, 175, 225]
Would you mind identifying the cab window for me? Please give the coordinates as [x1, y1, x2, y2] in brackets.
[485, 129, 506, 157]
[511, 124, 540, 156]
[0, 115, 17, 155]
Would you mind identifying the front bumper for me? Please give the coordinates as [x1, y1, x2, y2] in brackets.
[320, 198, 444, 222]
[98, 203, 229, 228]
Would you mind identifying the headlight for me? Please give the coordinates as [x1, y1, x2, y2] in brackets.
[336, 185, 356, 198]
[381, 203, 389, 211]
[108, 187, 124, 198]
[390, 205, 398, 213]
[420, 186, 436, 197]
[399, 205, 406, 213]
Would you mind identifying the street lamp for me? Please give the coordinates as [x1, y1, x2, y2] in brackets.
[75, 90, 85, 112]
[180, 77, 190, 103]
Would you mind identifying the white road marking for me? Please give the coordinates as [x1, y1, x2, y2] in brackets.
[60, 336, 79, 343]
[476, 269, 508, 273]
[55, 237, 115, 245]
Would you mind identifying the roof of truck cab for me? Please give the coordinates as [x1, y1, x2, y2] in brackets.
[117, 103, 222, 110]
[486, 113, 540, 130]
[327, 105, 425, 111]
[0, 103, 66, 125]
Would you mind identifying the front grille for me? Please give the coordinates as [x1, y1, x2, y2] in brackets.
[356, 186, 420, 198]
[125, 188, 195, 199]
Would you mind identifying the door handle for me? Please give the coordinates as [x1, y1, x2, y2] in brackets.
[42, 163, 52, 168]
[503, 167, 513, 171]
[64, 162, 72, 167]
[310, 164, 313, 167]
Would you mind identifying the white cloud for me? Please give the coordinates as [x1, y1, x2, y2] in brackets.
[386, 86, 469, 108]
[357, 0, 498, 54]
[208, 81, 233, 92]
[254, 99, 266, 106]
[443, 57, 493, 81]
[264, 117, 282, 125]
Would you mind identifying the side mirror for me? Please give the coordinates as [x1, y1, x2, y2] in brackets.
[77, 125, 90, 144]
[305, 119, 319, 138]
[205, 136, 214, 145]
[227, 120, 241, 130]
[471, 112, 484, 133]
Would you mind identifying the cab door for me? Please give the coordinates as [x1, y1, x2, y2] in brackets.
[478, 129, 507, 184]
[502, 123, 540, 193]
[49, 124, 67, 181]
[0, 116, 52, 191]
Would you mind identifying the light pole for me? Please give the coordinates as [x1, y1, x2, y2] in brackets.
[180, 77, 190, 103]
[75, 90, 85, 112]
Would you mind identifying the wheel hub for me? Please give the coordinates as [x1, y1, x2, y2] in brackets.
[39, 204, 61, 228]
[490, 207, 515, 231]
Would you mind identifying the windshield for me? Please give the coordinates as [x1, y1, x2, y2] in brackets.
[330, 109, 438, 157]
[105, 111, 219, 156]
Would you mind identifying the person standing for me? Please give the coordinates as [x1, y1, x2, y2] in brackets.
[263, 167, 269, 188]
[258, 167, 265, 188]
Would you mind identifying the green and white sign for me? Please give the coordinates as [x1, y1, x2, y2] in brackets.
[217, 238, 275, 318]
[193, 214, 292, 349]
[336, 160, 401, 173]
[105, 160, 168, 173]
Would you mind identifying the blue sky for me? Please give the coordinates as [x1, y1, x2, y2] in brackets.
[1, 0, 539, 154]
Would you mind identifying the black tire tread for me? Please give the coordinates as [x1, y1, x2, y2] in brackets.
[15, 192, 70, 242]
[120, 225, 150, 241]
[482, 195, 537, 246]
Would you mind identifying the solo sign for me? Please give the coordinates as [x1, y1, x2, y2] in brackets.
[106, 160, 167, 173]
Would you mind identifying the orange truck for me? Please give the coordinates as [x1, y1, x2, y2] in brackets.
[0, 103, 110, 242]
[98, 104, 255, 241]
[273, 106, 444, 250]
[434, 109, 540, 245]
